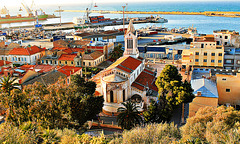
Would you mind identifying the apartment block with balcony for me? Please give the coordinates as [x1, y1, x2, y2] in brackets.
[189, 35, 224, 68]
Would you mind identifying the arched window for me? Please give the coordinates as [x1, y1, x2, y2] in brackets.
[110, 91, 114, 103]
[123, 89, 125, 102]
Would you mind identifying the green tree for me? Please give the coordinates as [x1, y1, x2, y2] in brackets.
[110, 43, 123, 61]
[0, 75, 20, 95]
[144, 65, 194, 123]
[117, 101, 143, 130]
[3, 75, 104, 129]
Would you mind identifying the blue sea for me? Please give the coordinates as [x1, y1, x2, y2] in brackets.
[1, 1, 240, 34]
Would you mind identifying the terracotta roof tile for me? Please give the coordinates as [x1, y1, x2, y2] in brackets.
[58, 54, 77, 61]
[9, 46, 43, 55]
[57, 65, 82, 76]
[0, 60, 12, 66]
[106, 56, 142, 74]
[133, 69, 158, 92]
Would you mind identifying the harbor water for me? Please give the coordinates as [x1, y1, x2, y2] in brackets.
[1, 1, 240, 34]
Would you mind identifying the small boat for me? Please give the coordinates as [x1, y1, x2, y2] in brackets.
[94, 3, 98, 7]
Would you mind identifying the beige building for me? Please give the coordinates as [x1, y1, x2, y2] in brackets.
[82, 51, 105, 67]
[213, 30, 239, 47]
[216, 73, 240, 106]
[190, 35, 224, 68]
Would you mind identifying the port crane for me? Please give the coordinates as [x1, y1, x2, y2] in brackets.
[84, 0, 94, 23]
[21, 1, 33, 16]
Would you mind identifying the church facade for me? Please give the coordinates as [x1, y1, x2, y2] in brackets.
[91, 21, 158, 115]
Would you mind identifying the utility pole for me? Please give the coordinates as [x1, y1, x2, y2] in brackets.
[58, 6, 62, 26]
[122, 6, 126, 32]
[126, 3, 128, 21]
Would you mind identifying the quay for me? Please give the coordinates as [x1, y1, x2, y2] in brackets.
[55, 10, 240, 18]
[0, 19, 166, 31]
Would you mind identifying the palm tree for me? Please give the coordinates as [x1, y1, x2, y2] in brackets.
[117, 101, 142, 130]
[0, 75, 20, 95]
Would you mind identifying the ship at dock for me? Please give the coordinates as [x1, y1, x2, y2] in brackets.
[0, 2, 57, 24]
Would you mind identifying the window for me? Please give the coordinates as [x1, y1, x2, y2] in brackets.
[18, 58, 20, 61]
[220, 36, 222, 38]
[24, 58, 26, 61]
[226, 89, 230, 92]
[211, 53, 215, 56]
[46, 60, 48, 64]
[15, 57, 17, 61]
[211, 59, 215, 63]
[12, 57, 14, 61]
[65, 61, 67, 64]
[50, 60, 52, 64]
[123, 90, 125, 102]
[195, 52, 199, 55]
[71, 61, 73, 65]
[218, 53, 222, 56]
[110, 91, 114, 103]
[218, 60, 222, 63]
[203, 59, 207, 62]
[204, 52, 207, 56]
[195, 59, 199, 62]
[224, 42, 228, 45]
[217, 41, 220, 45]
[201, 44, 204, 48]
[225, 60, 233, 64]
[21, 58, 23, 61]
[77, 62, 79, 65]
[225, 36, 228, 39]
[42, 60, 44, 63]
[127, 39, 133, 49]
[5, 57, 7, 60]
[55, 61, 57, 64]
[2, 57, 4, 60]
[83, 62, 85, 66]
[222, 78, 226, 81]
[89, 62, 91, 66]
[60, 61, 62, 64]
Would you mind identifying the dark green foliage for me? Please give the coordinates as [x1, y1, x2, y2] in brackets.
[71, 74, 96, 95]
[117, 101, 143, 130]
[110, 43, 123, 61]
[144, 65, 194, 123]
[0, 75, 104, 129]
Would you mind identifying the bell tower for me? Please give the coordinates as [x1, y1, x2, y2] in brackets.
[123, 20, 139, 58]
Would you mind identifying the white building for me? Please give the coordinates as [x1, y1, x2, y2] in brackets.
[8, 46, 43, 65]
[91, 20, 158, 115]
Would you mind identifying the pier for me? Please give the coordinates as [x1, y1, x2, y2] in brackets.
[55, 10, 240, 18]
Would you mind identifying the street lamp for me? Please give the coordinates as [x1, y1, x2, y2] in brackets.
[58, 6, 62, 26]
[122, 6, 126, 32]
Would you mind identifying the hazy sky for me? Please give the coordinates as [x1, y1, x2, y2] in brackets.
[1, 0, 238, 7]
[1, 0, 238, 5]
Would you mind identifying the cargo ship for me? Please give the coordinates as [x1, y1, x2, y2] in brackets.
[0, 14, 50, 24]
[0, 4, 58, 24]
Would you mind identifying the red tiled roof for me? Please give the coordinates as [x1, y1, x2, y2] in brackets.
[132, 69, 158, 92]
[19, 64, 35, 71]
[52, 47, 68, 50]
[120, 56, 142, 71]
[58, 54, 77, 61]
[132, 82, 144, 91]
[63, 48, 84, 54]
[57, 65, 82, 76]
[8, 46, 43, 55]
[83, 51, 103, 60]
[0, 60, 12, 66]
[116, 65, 132, 73]
[34, 65, 55, 73]
[144, 69, 155, 75]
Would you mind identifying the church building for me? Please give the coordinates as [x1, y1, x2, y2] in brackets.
[91, 20, 158, 115]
